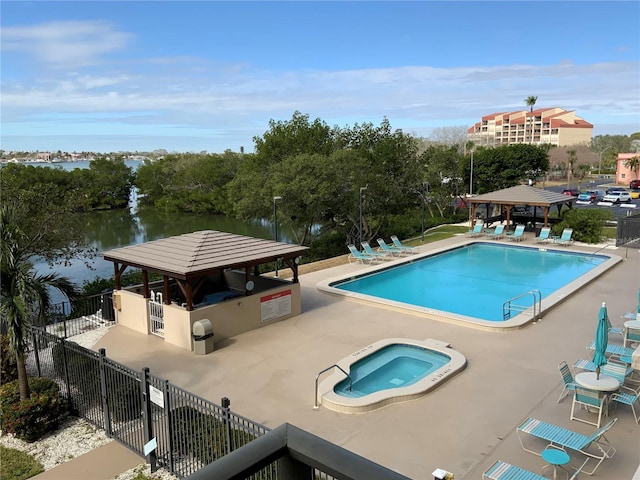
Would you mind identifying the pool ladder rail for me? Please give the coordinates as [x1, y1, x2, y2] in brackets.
[314, 364, 352, 409]
[503, 289, 541, 321]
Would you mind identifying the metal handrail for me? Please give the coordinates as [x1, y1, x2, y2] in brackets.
[503, 289, 542, 321]
[314, 364, 352, 409]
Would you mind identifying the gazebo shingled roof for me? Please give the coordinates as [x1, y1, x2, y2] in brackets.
[103, 230, 308, 278]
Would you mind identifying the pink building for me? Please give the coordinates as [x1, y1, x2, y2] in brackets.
[616, 153, 640, 186]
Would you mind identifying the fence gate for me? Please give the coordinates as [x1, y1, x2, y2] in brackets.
[149, 290, 165, 337]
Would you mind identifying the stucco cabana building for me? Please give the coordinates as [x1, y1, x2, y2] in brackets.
[466, 185, 576, 231]
[103, 230, 309, 352]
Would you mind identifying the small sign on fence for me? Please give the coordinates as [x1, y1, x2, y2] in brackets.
[144, 437, 157, 456]
[149, 385, 164, 408]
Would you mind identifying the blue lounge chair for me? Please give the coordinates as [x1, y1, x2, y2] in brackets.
[346, 244, 379, 264]
[376, 238, 405, 256]
[555, 228, 574, 246]
[361, 241, 388, 259]
[517, 417, 617, 476]
[586, 341, 635, 360]
[485, 224, 505, 240]
[465, 221, 484, 237]
[390, 235, 418, 254]
[505, 224, 525, 242]
[483, 458, 589, 480]
[535, 226, 551, 244]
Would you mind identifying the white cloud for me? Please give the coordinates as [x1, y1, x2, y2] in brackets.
[1, 20, 133, 68]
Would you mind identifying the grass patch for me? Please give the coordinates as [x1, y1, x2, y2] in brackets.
[0, 445, 44, 480]
[406, 224, 469, 246]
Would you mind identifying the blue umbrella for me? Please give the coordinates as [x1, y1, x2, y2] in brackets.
[592, 302, 609, 380]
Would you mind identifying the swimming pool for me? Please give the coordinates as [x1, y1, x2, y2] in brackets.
[317, 241, 621, 329]
[318, 338, 466, 413]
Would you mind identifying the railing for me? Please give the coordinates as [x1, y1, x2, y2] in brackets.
[503, 289, 542, 321]
[314, 364, 352, 409]
[43, 292, 115, 338]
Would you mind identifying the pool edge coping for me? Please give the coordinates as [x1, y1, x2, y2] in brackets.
[315, 240, 623, 330]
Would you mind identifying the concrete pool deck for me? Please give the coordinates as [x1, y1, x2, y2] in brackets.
[94, 234, 640, 479]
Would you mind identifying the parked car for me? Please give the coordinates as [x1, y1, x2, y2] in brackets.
[605, 186, 628, 195]
[577, 190, 603, 203]
[630, 188, 640, 199]
[602, 191, 632, 203]
[630, 179, 640, 190]
[561, 188, 580, 197]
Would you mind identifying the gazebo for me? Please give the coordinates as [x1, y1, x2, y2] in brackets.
[103, 230, 309, 350]
[466, 185, 575, 229]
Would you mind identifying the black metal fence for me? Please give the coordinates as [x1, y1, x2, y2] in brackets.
[617, 212, 640, 247]
[43, 292, 115, 338]
[27, 327, 273, 479]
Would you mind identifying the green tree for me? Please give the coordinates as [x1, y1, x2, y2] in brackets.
[576, 163, 591, 189]
[525, 95, 538, 144]
[467, 144, 549, 193]
[0, 205, 80, 400]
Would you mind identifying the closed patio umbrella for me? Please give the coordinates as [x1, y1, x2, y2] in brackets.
[592, 302, 609, 380]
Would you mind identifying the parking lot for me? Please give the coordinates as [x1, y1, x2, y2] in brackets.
[547, 179, 640, 219]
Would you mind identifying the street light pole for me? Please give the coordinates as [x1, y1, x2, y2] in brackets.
[421, 182, 426, 243]
[273, 196, 282, 276]
[599, 146, 613, 176]
[359, 187, 367, 247]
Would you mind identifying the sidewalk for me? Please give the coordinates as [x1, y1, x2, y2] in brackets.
[32, 441, 143, 480]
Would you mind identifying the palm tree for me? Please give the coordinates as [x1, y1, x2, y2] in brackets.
[525, 96, 538, 144]
[566, 149, 577, 188]
[1, 205, 80, 400]
[624, 155, 640, 180]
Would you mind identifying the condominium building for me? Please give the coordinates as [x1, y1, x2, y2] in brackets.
[468, 107, 593, 147]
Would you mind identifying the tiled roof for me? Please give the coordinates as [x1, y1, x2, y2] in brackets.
[103, 230, 309, 277]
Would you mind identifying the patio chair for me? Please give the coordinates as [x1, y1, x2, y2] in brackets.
[505, 224, 525, 242]
[558, 361, 578, 403]
[556, 228, 574, 246]
[361, 241, 389, 259]
[485, 224, 506, 240]
[390, 235, 418, 253]
[376, 238, 406, 256]
[346, 244, 379, 265]
[571, 386, 607, 428]
[609, 391, 639, 424]
[517, 417, 617, 476]
[535, 226, 551, 244]
[483, 458, 589, 480]
[465, 221, 484, 238]
[624, 325, 640, 349]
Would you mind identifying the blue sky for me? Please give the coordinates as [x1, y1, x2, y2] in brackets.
[2, 1, 639, 153]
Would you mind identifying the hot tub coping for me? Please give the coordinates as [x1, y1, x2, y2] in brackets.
[317, 337, 467, 414]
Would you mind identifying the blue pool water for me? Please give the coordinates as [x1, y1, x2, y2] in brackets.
[333, 242, 607, 321]
[335, 344, 450, 398]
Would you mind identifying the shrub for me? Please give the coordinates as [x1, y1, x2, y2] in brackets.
[0, 335, 18, 386]
[108, 379, 142, 423]
[0, 445, 44, 480]
[0, 378, 68, 442]
[553, 208, 614, 243]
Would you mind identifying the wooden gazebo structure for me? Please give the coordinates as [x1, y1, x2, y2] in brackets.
[103, 230, 309, 311]
[466, 185, 575, 229]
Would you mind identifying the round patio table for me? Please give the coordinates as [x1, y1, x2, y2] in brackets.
[624, 319, 640, 329]
[542, 447, 571, 480]
[575, 372, 619, 392]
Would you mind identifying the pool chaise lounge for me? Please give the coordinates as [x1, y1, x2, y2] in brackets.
[361, 241, 390, 259]
[390, 235, 418, 253]
[347, 244, 382, 264]
[485, 224, 505, 240]
[585, 341, 635, 360]
[376, 238, 407, 256]
[505, 224, 525, 242]
[483, 458, 589, 480]
[516, 417, 617, 476]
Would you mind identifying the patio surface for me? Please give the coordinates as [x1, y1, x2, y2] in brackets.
[94, 235, 640, 479]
